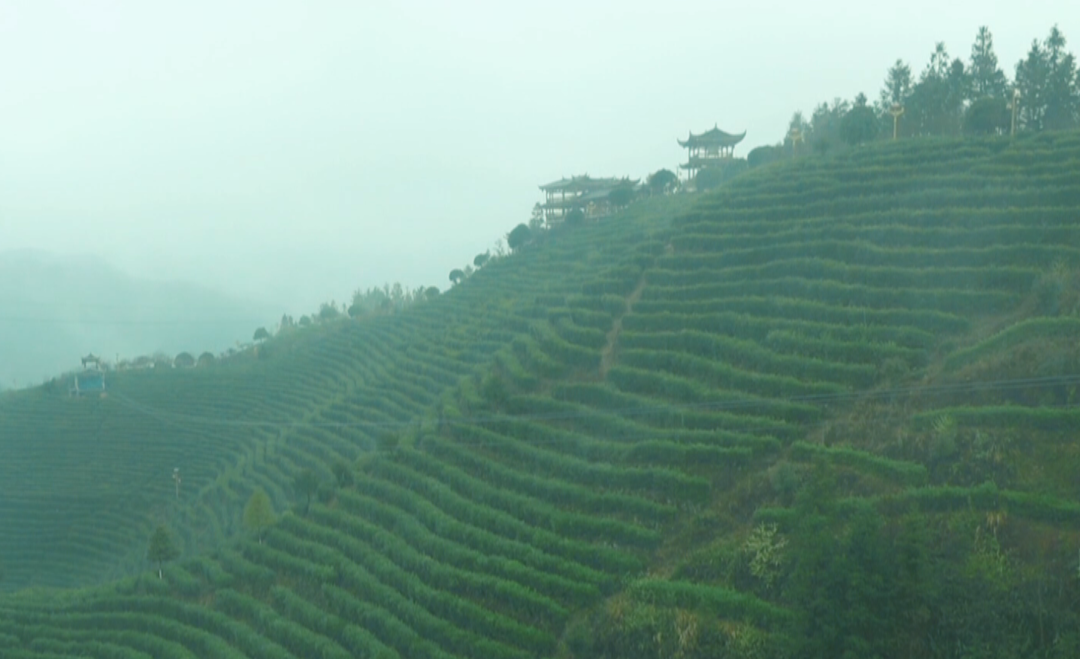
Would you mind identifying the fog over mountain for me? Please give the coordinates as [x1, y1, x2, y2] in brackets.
[2, 0, 1076, 385]
[0, 250, 278, 388]
[3, 1, 1076, 315]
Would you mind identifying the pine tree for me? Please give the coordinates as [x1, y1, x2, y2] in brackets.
[908, 43, 967, 136]
[969, 26, 1008, 100]
[243, 488, 277, 544]
[1015, 35, 1052, 132]
[841, 94, 879, 145]
[147, 524, 180, 579]
[880, 59, 913, 108]
[1043, 26, 1080, 130]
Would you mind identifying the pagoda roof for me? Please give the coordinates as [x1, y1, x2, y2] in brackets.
[539, 175, 634, 193]
[678, 125, 747, 148]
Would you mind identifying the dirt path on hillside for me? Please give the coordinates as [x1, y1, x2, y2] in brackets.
[599, 273, 648, 379]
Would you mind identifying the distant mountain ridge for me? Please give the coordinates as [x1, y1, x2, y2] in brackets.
[0, 249, 278, 388]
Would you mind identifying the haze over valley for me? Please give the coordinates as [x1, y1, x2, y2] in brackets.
[3, 3, 1080, 659]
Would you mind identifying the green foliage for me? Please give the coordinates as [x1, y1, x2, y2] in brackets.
[172, 352, 195, 368]
[253, 327, 270, 341]
[242, 488, 277, 543]
[349, 283, 430, 317]
[7, 119, 1080, 659]
[747, 144, 784, 168]
[695, 160, 748, 190]
[840, 94, 878, 145]
[146, 525, 179, 579]
[317, 302, 341, 322]
[943, 316, 1080, 371]
[790, 441, 928, 486]
[507, 223, 532, 251]
[744, 523, 787, 588]
[646, 168, 678, 195]
[964, 96, 1010, 135]
[608, 184, 635, 208]
[969, 26, 1008, 99]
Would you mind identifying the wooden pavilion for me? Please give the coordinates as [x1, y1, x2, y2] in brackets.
[538, 175, 638, 223]
[678, 125, 746, 179]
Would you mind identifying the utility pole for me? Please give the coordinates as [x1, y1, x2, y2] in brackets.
[889, 103, 905, 140]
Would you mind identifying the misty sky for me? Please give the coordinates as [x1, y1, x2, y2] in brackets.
[2, 1, 1077, 314]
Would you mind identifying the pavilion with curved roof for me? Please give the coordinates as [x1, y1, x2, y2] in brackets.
[678, 125, 746, 179]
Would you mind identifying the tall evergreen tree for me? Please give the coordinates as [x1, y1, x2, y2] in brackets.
[969, 26, 1008, 99]
[1042, 26, 1080, 130]
[880, 59, 913, 108]
[808, 98, 850, 154]
[840, 93, 879, 145]
[1010, 27, 1080, 132]
[879, 60, 914, 137]
[147, 524, 180, 579]
[908, 43, 967, 136]
[1016, 38, 1051, 131]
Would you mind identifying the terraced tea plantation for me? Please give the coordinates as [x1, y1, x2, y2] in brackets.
[2, 131, 1080, 658]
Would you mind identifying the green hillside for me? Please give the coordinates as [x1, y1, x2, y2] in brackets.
[3, 131, 1080, 658]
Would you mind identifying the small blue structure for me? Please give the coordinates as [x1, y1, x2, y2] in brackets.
[70, 354, 106, 397]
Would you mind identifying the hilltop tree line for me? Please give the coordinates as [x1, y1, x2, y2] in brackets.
[454, 168, 682, 283]
[752, 25, 1080, 164]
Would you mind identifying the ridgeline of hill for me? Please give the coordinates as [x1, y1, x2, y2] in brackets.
[2, 131, 1080, 659]
[0, 251, 278, 388]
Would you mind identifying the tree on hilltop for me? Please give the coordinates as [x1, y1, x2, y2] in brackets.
[880, 59, 913, 108]
[473, 252, 490, 268]
[507, 223, 532, 252]
[841, 93, 879, 145]
[449, 268, 466, 285]
[747, 144, 783, 168]
[905, 43, 968, 136]
[197, 351, 215, 367]
[253, 327, 270, 342]
[529, 203, 546, 232]
[174, 352, 195, 368]
[970, 26, 1008, 100]
[964, 96, 1010, 135]
[1039, 26, 1080, 131]
[243, 488, 276, 544]
[647, 169, 678, 195]
[293, 468, 320, 515]
[147, 524, 180, 579]
[608, 184, 635, 209]
[318, 303, 341, 323]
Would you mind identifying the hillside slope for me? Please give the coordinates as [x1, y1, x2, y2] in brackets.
[2, 132, 1080, 659]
